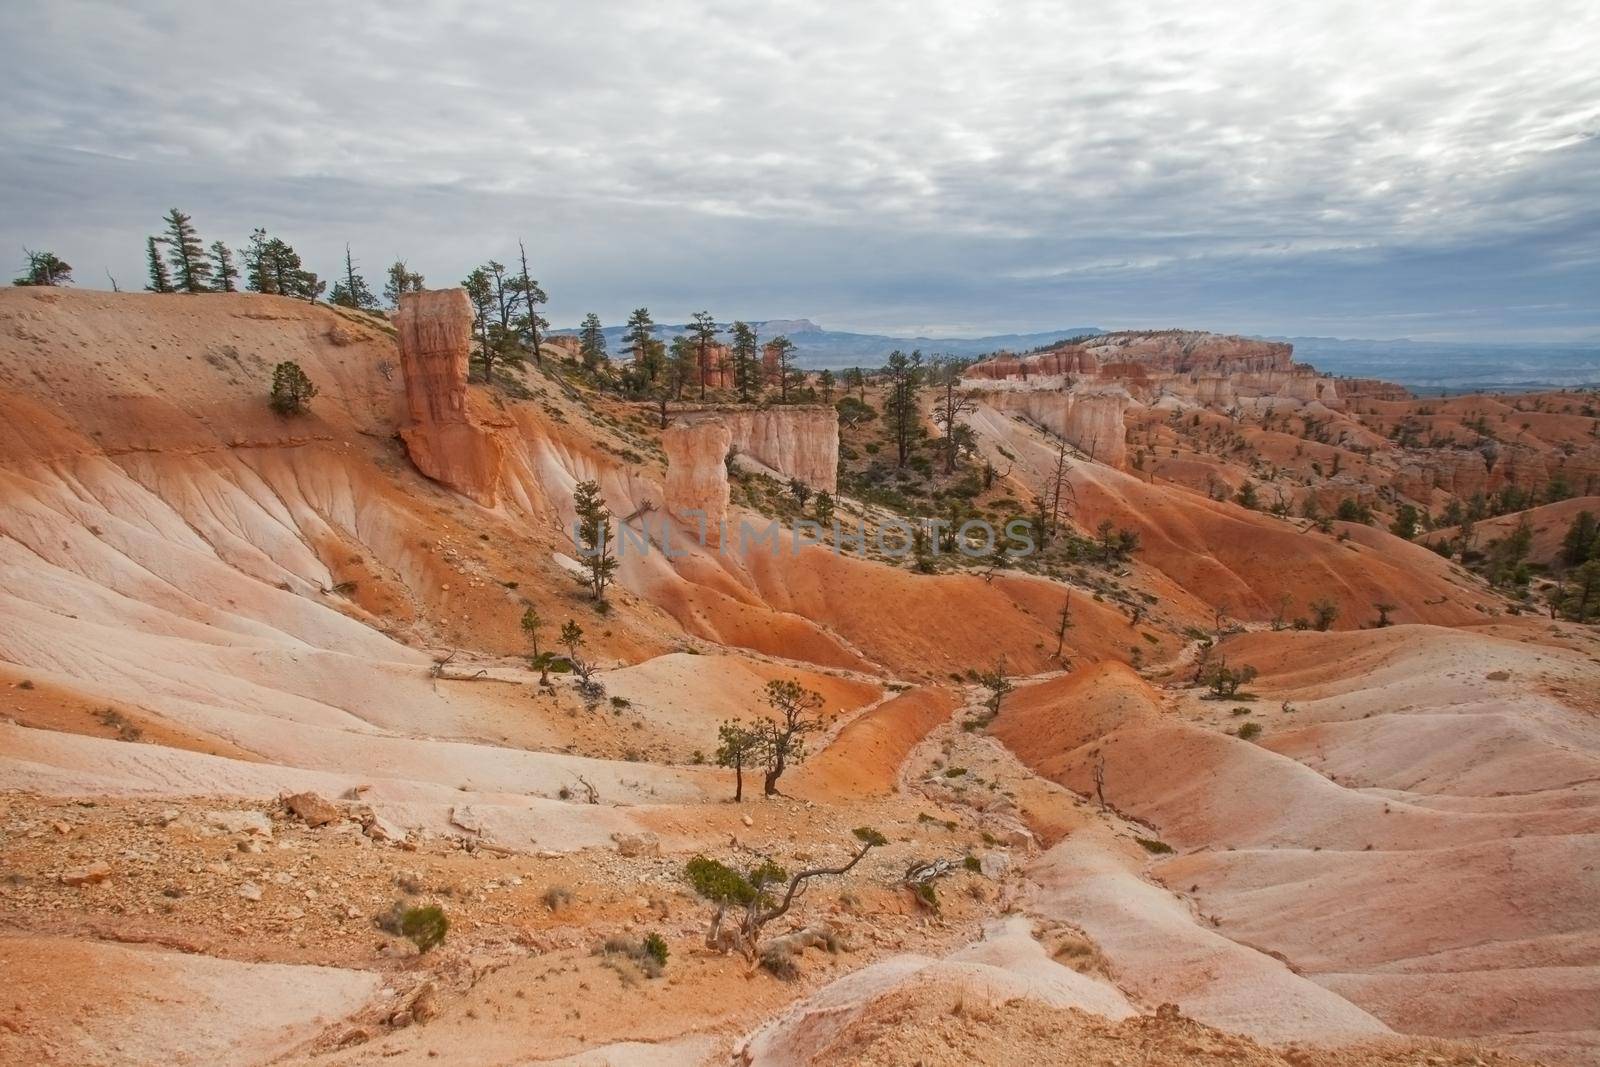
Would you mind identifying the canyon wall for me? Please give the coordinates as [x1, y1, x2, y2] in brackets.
[967, 331, 1347, 410]
[1392, 445, 1600, 503]
[661, 406, 840, 536]
[721, 407, 839, 492]
[394, 289, 507, 507]
[976, 385, 1130, 468]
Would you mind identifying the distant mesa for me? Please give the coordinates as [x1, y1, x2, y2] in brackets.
[756, 318, 823, 335]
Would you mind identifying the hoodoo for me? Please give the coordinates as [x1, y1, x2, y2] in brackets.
[394, 288, 508, 506]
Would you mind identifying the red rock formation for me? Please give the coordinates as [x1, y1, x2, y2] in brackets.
[761, 342, 784, 385]
[1489, 447, 1550, 496]
[394, 289, 506, 507]
[1395, 449, 1492, 502]
[966, 331, 1339, 410]
[1555, 445, 1600, 496]
[975, 386, 1130, 469]
[661, 407, 840, 536]
[544, 335, 582, 360]
[969, 332, 1292, 382]
[722, 407, 839, 492]
[699, 342, 734, 390]
[662, 419, 733, 539]
[1339, 378, 1412, 403]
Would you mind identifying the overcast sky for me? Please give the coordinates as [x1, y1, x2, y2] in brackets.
[3, 0, 1597, 340]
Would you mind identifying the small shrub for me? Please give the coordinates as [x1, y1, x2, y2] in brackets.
[541, 885, 573, 911]
[399, 904, 448, 953]
[1135, 837, 1174, 855]
[963, 855, 982, 873]
[1237, 721, 1263, 741]
[942, 766, 968, 778]
[598, 933, 664, 979]
[95, 707, 142, 741]
[759, 943, 801, 980]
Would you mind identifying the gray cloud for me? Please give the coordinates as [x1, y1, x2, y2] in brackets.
[2, 0, 1597, 340]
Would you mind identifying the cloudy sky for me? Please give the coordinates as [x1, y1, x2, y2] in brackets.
[3, 0, 1597, 340]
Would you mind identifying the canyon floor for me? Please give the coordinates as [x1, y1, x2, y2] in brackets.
[1, 288, 1596, 1066]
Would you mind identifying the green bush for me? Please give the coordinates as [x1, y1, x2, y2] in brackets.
[269, 360, 319, 416]
[643, 932, 669, 969]
[400, 904, 448, 953]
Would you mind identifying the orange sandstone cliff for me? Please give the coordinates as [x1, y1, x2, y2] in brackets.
[394, 289, 508, 506]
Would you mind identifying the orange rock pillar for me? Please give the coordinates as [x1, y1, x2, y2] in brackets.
[394, 289, 506, 506]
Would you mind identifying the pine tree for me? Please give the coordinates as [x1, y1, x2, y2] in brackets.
[383, 260, 425, 306]
[246, 230, 319, 298]
[756, 679, 823, 795]
[243, 229, 274, 293]
[13, 249, 71, 286]
[715, 721, 761, 802]
[161, 208, 211, 292]
[667, 335, 697, 401]
[145, 236, 174, 292]
[1561, 511, 1599, 567]
[730, 321, 760, 402]
[768, 336, 797, 402]
[578, 313, 606, 371]
[514, 240, 548, 365]
[274, 243, 323, 301]
[330, 244, 378, 309]
[462, 267, 496, 381]
[931, 358, 975, 473]
[1054, 594, 1074, 658]
[883, 349, 924, 466]
[571, 479, 618, 602]
[269, 361, 319, 415]
[623, 308, 659, 382]
[688, 311, 720, 400]
[208, 241, 238, 292]
[1562, 560, 1600, 622]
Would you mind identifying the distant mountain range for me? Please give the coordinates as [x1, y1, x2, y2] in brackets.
[550, 319, 1102, 370]
[550, 319, 1600, 390]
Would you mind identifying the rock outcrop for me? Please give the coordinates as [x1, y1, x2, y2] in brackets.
[721, 407, 839, 492]
[661, 407, 839, 538]
[973, 386, 1130, 468]
[662, 418, 734, 538]
[1339, 377, 1412, 403]
[394, 289, 506, 506]
[1396, 449, 1493, 502]
[967, 331, 1343, 411]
